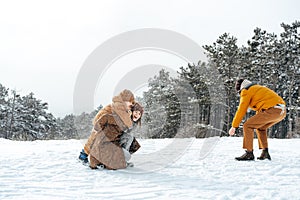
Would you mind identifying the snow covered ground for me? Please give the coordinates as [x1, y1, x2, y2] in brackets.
[1, 137, 299, 200]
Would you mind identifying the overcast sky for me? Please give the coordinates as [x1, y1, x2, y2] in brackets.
[0, 0, 299, 117]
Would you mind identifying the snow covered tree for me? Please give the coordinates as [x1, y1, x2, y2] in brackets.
[5, 90, 22, 140]
[0, 84, 9, 138]
[203, 33, 240, 135]
[277, 21, 300, 138]
[57, 114, 78, 139]
[176, 61, 227, 137]
[246, 28, 280, 87]
[176, 62, 210, 137]
[143, 69, 181, 138]
[74, 105, 102, 139]
[203, 33, 239, 80]
[74, 112, 93, 139]
[178, 62, 210, 123]
[9, 92, 58, 140]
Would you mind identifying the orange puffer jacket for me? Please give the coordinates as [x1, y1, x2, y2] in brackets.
[232, 85, 285, 128]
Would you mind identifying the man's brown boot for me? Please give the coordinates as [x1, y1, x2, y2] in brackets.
[257, 148, 271, 160]
[235, 150, 254, 161]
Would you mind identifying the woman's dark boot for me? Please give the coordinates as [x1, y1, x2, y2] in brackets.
[79, 149, 89, 163]
[235, 150, 254, 161]
[257, 148, 271, 160]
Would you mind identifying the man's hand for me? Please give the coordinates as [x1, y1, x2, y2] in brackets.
[229, 127, 236, 136]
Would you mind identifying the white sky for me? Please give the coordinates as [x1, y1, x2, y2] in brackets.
[0, 0, 299, 117]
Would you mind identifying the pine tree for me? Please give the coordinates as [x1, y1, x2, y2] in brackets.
[278, 21, 300, 138]
[143, 69, 181, 138]
[58, 114, 78, 139]
[247, 28, 280, 87]
[74, 112, 93, 139]
[10, 92, 58, 140]
[177, 62, 209, 137]
[6, 90, 22, 140]
[203, 33, 240, 135]
[0, 84, 9, 138]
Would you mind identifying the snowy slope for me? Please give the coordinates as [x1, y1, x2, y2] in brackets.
[0, 137, 299, 200]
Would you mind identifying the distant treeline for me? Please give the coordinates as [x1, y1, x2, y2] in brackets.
[0, 85, 102, 140]
[1, 21, 299, 140]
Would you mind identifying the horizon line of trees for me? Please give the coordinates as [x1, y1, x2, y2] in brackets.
[0, 84, 102, 140]
[1, 21, 299, 140]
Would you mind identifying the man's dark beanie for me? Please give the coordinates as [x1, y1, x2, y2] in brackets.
[235, 79, 244, 92]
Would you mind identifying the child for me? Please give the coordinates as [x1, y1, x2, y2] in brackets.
[119, 102, 144, 165]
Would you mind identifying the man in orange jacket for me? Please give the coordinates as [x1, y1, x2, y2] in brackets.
[229, 79, 286, 161]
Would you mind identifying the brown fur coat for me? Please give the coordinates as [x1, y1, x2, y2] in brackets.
[84, 93, 133, 155]
[84, 104, 112, 154]
[89, 113, 128, 170]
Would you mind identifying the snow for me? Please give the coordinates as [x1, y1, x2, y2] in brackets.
[1, 137, 300, 200]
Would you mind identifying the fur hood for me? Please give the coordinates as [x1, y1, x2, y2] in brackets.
[112, 95, 133, 128]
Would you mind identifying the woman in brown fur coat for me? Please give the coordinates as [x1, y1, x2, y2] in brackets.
[78, 89, 135, 163]
[89, 102, 143, 170]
